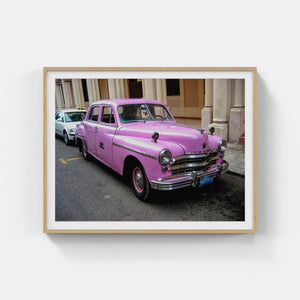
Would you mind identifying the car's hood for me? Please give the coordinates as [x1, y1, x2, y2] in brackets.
[118, 121, 210, 153]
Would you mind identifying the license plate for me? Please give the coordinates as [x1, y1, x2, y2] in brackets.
[199, 175, 214, 187]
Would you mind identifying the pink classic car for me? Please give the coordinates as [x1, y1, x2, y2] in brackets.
[75, 99, 228, 201]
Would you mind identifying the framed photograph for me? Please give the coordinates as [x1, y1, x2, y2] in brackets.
[43, 67, 257, 233]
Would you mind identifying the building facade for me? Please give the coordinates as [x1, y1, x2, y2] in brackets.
[55, 78, 245, 143]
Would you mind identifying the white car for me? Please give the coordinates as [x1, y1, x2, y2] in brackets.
[55, 108, 87, 145]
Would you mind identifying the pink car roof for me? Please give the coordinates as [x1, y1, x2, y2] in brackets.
[91, 98, 165, 108]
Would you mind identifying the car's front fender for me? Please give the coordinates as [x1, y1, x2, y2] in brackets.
[112, 135, 184, 182]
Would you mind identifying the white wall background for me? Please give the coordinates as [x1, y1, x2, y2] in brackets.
[0, 0, 299, 299]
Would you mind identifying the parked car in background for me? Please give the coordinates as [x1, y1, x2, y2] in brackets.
[55, 107, 87, 145]
[75, 99, 228, 201]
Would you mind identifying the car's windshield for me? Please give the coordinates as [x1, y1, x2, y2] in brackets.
[65, 111, 86, 122]
[117, 104, 173, 123]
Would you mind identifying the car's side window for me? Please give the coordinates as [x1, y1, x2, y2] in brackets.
[88, 106, 100, 122]
[101, 106, 115, 124]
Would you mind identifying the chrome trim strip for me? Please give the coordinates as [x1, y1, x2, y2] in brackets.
[161, 163, 222, 181]
[112, 142, 157, 159]
[151, 180, 192, 191]
[150, 161, 229, 191]
[169, 158, 219, 171]
[174, 149, 218, 161]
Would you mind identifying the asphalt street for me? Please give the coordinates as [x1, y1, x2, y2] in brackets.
[55, 138, 245, 221]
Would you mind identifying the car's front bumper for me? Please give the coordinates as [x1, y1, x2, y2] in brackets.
[150, 161, 229, 191]
[69, 132, 75, 140]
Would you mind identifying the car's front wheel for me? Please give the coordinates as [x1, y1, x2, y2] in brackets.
[131, 163, 150, 201]
[63, 131, 70, 146]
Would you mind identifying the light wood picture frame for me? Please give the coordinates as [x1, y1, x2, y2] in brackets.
[44, 67, 257, 233]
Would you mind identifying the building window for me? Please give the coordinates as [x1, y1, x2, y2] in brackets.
[166, 79, 180, 96]
[82, 79, 89, 102]
[129, 79, 143, 98]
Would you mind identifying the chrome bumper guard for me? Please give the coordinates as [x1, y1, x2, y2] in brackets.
[150, 161, 229, 191]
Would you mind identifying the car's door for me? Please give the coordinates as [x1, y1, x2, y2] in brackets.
[55, 111, 65, 136]
[84, 105, 101, 156]
[95, 105, 117, 168]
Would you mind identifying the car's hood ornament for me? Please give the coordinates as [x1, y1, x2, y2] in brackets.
[152, 132, 159, 143]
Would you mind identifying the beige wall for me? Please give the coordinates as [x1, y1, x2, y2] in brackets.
[55, 78, 245, 143]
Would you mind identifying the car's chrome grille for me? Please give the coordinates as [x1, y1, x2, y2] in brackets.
[170, 150, 221, 175]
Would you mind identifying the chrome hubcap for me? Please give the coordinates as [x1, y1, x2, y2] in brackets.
[135, 172, 143, 187]
[133, 167, 144, 192]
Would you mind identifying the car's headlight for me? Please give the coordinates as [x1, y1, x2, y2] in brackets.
[70, 129, 75, 133]
[218, 139, 227, 152]
[159, 149, 172, 165]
